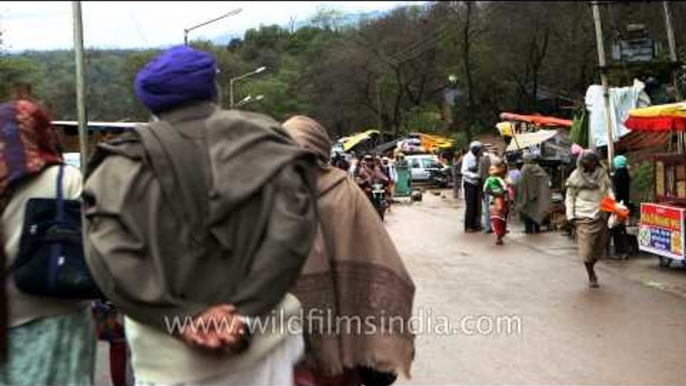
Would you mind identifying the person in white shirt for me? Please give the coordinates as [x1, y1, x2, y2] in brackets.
[461, 141, 484, 232]
[565, 150, 614, 288]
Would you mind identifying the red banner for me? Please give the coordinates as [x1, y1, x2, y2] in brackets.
[641, 204, 683, 231]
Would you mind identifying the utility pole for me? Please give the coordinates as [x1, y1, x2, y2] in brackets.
[72, 1, 89, 173]
[663, 2, 678, 64]
[662, 1, 683, 154]
[591, 2, 615, 169]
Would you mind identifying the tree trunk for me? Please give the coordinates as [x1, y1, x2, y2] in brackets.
[462, 2, 475, 141]
[392, 66, 405, 136]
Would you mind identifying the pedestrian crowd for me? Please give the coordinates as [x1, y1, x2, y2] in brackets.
[0, 46, 416, 386]
[0, 45, 637, 386]
[458, 140, 634, 289]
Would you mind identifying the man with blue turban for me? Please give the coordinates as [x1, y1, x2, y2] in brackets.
[83, 46, 318, 385]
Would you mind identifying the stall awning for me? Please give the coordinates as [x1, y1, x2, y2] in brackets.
[506, 130, 559, 153]
[625, 102, 686, 132]
[625, 116, 686, 131]
[417, 133, 453, 152]
[341, 130, 380, 151]
[372, 138, 401, 154]
[500, 113, 573, 128]
[626, 102, 686, 118]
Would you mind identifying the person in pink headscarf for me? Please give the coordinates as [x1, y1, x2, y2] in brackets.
[567, 143, 585, 179]
[571, 143, 584, 157]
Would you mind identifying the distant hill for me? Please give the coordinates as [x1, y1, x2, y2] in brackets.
[209, 9, 390, 46]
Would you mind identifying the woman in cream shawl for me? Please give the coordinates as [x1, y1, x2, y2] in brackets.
[284, 116, 415, 386]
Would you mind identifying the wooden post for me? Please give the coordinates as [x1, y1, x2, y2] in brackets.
[592, 2, 615, 169]
[72, 1, 89, 173]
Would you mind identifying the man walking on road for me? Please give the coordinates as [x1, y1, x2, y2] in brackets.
[462, 141, 484, 232]
[565, 150, 614, 288]
[83, 46, 318, 385]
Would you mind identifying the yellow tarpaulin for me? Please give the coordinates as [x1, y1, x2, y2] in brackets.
[418, 133, 454, 153]
[342, 130, 380, 151]
[496, 122, 514, 137]
[628, 101, 686, 118]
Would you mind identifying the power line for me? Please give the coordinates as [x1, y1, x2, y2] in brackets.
[0, 13, 5, 52]
[391, 24, 453, 65]
[129, 12, 149, 47]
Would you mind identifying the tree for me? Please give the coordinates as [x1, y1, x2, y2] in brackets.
[3, 1, 679, 141]
[0, 56, 43, 101]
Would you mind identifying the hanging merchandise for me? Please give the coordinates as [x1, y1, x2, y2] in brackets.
[585, 79, 651, 148]
[569, 107, 589, 148]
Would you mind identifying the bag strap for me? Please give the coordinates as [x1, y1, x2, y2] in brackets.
[135, 122, 208, 243]
[55, 164, 66, 223]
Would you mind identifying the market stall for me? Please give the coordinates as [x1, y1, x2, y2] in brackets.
[497, 113, 574, 192]
[497, 113, 575, 230]
[336, 129, 381, 154]
[625, 102, 686, 267]
[417, 133, 454, 154]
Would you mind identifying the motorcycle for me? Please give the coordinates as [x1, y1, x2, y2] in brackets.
[370, 183, 389, 221]
[427, 166, 452, 188]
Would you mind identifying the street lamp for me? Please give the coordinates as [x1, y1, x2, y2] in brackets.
[235, 94, 264, 108]
[184, 8, 242, 46]
[229, 66, 267, 108]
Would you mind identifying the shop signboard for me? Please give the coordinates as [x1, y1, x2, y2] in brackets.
[639, 203, 686, 260]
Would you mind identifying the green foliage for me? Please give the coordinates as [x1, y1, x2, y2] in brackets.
[239, 55, 309, 121]
[1, 0, 683, 141]
[0, 56, 43, 101]
[401, 105, 444, 133]
[450, 131, 470, 151]
[120, 49, 162, 120]
[631, 161, 655, 204]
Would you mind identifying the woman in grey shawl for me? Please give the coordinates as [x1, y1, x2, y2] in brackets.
[565, 150, 614, 288]
[514, 154, 551, 234]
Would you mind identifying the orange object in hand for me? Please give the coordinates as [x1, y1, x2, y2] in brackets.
[600, 196, 630, 219]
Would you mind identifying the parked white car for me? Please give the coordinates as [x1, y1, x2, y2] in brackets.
[405, 154, 449, 182]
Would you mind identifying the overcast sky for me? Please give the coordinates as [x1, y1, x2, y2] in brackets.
[0, 1, 425, 51]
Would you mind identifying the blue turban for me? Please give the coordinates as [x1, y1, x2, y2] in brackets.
[135, 46, 218, 114]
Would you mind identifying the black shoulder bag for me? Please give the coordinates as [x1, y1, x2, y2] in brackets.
[13, 165, 103, 299]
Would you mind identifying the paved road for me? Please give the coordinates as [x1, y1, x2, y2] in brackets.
[390, 192, 686, 385]
[95, 191, 686, 385]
